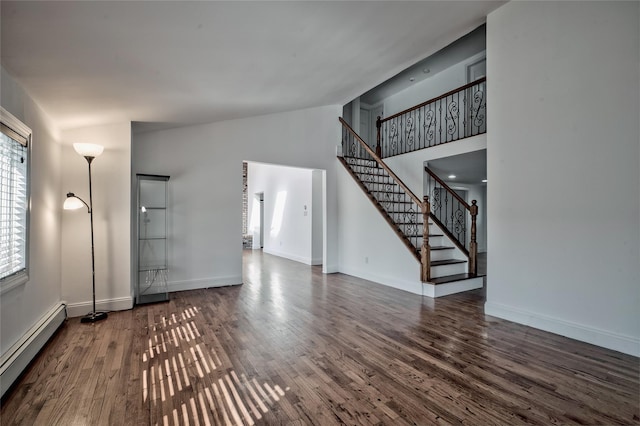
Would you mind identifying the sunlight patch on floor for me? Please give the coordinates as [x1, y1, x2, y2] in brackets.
[143, 306, 289, 425]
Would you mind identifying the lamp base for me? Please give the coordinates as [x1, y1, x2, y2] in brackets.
[80, 311, 108, 323]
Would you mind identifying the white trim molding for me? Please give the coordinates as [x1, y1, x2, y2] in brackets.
[0, 303, 67, 397]
[66, 296, 133, 318]
[339, 266, 423, 296]
[423, 276, 484, 298]
[263, 248, 316, 266]
[167, 276, 243, 293]
[485, 301, 640, 357]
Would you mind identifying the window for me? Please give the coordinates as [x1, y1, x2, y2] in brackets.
[1, 107, 31, 293]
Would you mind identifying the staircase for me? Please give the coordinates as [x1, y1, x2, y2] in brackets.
[339, 117, 483, 297]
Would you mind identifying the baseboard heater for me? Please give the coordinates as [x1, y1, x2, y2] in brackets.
[0, 303, 67, 398]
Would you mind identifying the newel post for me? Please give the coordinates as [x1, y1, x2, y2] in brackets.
[421, 195, 431, 283]
[469, 200, 478, 275]
[375, 116, 382, 158]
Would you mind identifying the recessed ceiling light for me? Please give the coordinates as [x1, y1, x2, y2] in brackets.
[448, 175, 456, 179]
[409, 77, 415, 82]
[423, 68, 430, 74]
[482, 179, 487, 183]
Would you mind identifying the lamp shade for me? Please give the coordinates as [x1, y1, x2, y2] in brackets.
[73, 143, 104, 158]
[63, 194, 85, 210]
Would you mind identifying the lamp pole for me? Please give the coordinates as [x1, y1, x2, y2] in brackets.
[81, 155, 107, 323]
[86, 156, 97, 321]
[64, 143, 107, 323]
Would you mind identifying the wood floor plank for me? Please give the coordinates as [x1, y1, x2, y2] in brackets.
[1, 250, 639, 425]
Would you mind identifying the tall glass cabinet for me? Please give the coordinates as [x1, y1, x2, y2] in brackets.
[136, 174, 170, 304]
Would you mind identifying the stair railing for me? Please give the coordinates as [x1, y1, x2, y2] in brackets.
[340, 117, 432, 281]
[424, 166, 478, 274]
[376, 77, 486, 158]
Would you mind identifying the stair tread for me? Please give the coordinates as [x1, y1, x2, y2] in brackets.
[354, 171, 389, 177]
[429, 245, 454, 250]
[370, 189, 402, 193]
[381, 201, 415, 205]
[430, 258, 467, 266]
[429, 273, 482, 285]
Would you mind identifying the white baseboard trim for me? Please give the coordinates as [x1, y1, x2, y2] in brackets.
[263, 248, 316, 265]
[485, 301, 640, 357]
[423, 276, 484, 298]
[311, 257, 323, 266]
[0, 302, 67, 397]
[167, 276, 243, 293]
[339, 266, 423, 296]
[66, 296, 133, 318]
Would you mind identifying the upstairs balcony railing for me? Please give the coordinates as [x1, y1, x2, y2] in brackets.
[376, 77, 486, 158]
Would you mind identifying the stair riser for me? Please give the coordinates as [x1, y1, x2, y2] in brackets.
[429, 235, 445, 246]
[362, 181, 397, 191]
[347, 164, 385, 174]
[430, 249, 457, 261]
[371, 193, 411, 204]
[344, 157, 378, 167]
[380, 206, 421, 217]
[356, 176, 394, 186]
[430, 262, 467, 277]
[349, 166, 386, 175]
[409, 235, 445, 247]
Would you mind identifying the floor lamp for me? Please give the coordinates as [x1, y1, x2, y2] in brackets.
[64, 143, 108, 323]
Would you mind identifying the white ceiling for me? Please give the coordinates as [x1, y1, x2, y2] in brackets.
[1, 1, 504, 132]
[428, 149, 487, 185]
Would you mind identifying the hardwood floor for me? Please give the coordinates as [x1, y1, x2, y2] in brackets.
[2, 250, 638, 425]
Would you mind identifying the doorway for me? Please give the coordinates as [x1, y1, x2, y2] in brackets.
[253, 192, 264, 249]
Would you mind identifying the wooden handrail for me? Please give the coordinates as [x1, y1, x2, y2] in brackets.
[380, 77, 486, 123]
[424, 166, 470, 211]
[340, 117, 421, 206]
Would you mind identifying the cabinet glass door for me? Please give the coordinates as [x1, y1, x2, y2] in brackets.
[136, 174, 170, 304]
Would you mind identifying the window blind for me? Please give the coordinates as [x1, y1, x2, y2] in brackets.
[0, 127, 28, 281]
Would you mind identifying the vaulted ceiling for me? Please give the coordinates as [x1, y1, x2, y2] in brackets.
[1, 1, 504, 131]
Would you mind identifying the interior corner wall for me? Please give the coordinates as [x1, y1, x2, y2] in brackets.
[131, 105, 341, 291]
[61, 122, 132, 316]
[486, 1, 640, 356]
[246, 162, 317, 265]
[382, 50, 485, 118]
[0, 67, 63, 355]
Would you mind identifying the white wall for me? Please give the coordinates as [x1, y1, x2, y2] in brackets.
[0, 67, 63, 355]
[61, 123, 132, 316]
[132, 105, 341, 292]
[247, 162, 322, 265]
[312, 170, 323, 263]
[337, 165, 422, 295]
[383, 51, 485, 118]
[385, 134, 486, 199]
[486, 1, 640, 356]
[383, 136, 488, 253]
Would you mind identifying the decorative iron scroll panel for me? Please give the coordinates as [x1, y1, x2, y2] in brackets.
[425, 172, 468, 253]
[380, 79, 486, 158]
[341, 125, 423, 253]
